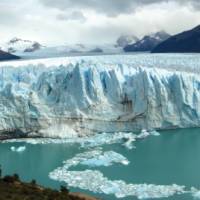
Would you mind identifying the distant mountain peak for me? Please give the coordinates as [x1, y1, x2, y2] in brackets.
[8, 37, 21, 44]
[149, 31, 170, 40]
[124, 31, 170, 52]
[116, 34, 139, 47]
[2, 37, 44, 53]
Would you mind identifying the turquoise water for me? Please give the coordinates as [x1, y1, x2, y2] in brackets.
[0, 128, 200, 199]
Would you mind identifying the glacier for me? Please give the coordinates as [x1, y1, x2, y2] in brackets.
[0, 54, 200, 137]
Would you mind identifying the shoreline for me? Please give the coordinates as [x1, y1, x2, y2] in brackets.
[0, 174, 99, 200]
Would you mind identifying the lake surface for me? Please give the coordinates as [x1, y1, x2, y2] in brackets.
[0, 128, 200, 200]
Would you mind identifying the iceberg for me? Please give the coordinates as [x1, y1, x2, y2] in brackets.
[0, 54, 200, 137]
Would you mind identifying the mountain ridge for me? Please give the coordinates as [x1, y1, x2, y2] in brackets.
[152, 25, 200, 53]
[124, 31, 170, 52]
[0, 49, 20, 61]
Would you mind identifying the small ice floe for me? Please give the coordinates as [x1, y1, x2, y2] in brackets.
[137, 129, 160, 139]
[3, 132, 137, 148]
[62, 149, 129, 169]
[191, 187, 200, 199]
[137, 129, 150, 139]
[123, 133, 136, 149]
[3, 130, 159, 151]
[81, 151, 130, 167]
[10, 146, 26, 152]
[150, 130, 160, 136]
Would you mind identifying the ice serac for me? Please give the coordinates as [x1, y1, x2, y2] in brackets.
[0, 56, 200, 137]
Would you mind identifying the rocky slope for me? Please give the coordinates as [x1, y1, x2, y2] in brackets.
[152, 25, 200, 53]
[0, 174, 97, 200]
[0, 54, 200, 138]
[0, 50, 20, 61]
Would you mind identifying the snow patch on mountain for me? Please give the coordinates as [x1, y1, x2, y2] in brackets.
[1, 38, 123, 59]
[124, 31, 170, 52]
[1, 37, 44, 54]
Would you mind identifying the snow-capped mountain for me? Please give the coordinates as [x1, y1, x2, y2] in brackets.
[116, 35, 139, 47]
[124, 31, 170, 52]
[1, 38, 123, 59]
[0, 32, 170, 59]
[20, 43, 123, 59]
[1, 37, 44, 54]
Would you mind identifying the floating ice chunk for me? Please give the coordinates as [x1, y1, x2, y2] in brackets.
[79, 132, 137, 148]
[81, 151, 129, 167]
[150, 130, 160, 136]
[2, 130, 154, 153]
[137, 129, 150, 139]
[49, 168, 186, 199]
[191, 187, 200, 199]
[62, 149, 129, 169]
[123, 133, 136, 149]
[137, 130, 160, 139]
[10, 147, 15, 151]
[3, 132, 138, 148]
[10, 146, 26, 152]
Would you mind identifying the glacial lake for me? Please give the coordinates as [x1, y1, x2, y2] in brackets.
[0, 128, 200, 200]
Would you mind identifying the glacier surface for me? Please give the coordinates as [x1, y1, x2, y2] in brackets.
[0, 54, 200, 137]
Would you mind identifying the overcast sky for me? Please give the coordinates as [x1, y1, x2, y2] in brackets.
[1, 0, 200, 45]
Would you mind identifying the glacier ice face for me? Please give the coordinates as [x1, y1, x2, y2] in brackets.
[0, 54, 200, 137]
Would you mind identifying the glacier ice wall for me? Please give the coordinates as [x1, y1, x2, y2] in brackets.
[0, 55, 200, 137]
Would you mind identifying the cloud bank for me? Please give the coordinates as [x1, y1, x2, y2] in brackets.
[0, 0, 200, 44]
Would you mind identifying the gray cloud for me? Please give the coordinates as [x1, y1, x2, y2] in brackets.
[57, 11, 86, 22]
[40, 0, 200, 16]
[0, 0, 200, 45]
[40, 0, 134, 16]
